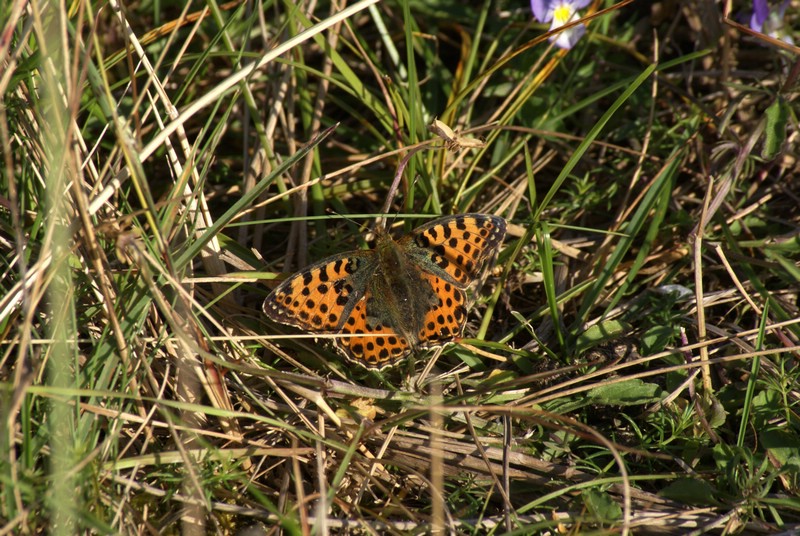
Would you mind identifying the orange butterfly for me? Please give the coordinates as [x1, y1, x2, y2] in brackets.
[263, 214, 506, 369]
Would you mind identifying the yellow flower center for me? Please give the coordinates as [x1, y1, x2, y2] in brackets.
[553, 3, 575, 26]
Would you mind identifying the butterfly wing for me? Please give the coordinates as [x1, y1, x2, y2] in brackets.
[401, 214, 506, 348]
[263, 251, 373, 332]
[264, 249, 413, 369]
[414, 271, 468, 347]
[402, 214, 506, 288]
[337, 293, 413, 368]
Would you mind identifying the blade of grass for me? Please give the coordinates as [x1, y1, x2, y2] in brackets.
[174, 123, 339, 270]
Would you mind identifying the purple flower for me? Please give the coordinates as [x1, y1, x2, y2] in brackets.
[750, 0, 794, 45]
[531, 0, 592, 49]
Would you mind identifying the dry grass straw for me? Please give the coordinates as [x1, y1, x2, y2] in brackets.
[1, 0, 799, 534]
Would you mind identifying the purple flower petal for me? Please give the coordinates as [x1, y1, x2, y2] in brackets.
[749, 0, 795, 44]
[776, 0, 791, 18]
[551, 23, 586, 49]
[531, 0, 553, 23]
[750, 0, 769, 31]
[532, 0, 592, 49]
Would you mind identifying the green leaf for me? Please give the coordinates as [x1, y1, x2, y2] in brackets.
[751, 389, 782, 430]
[574, 320, 631, 355]
[762, 96, 788, 159]
[582, 488, 621, 522]
[760, 429, 800, 467]
[707, 394, 727, 429]
[640, 324, 675, 354]
[660, 478, 719, 505]
[586, 379, 664, 406]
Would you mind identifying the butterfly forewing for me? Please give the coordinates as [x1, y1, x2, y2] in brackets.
[263, 252, 370, 332]
[404, 214, 506, 287]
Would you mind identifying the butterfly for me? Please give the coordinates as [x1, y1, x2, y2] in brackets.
[263, 214, 507, 370]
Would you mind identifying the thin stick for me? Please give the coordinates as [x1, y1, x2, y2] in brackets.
[374, 142, 437, 231]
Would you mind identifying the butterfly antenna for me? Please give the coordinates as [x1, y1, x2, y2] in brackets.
[379, 120, 473, 231]
[377, 140, 436, 232]
[327, 210, 371, 238]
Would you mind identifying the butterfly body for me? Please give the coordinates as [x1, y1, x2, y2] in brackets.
[363, 235, 441, 348]
[264, 214, 506, 369]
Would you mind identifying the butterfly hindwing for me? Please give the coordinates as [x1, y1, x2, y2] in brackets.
[415, 272, 468, 346]
[337, 293, 412, 368]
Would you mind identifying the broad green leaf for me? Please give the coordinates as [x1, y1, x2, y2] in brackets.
[760, 429, 800, 467]
[660, 479, 719, 506]
[586, 379, 664, 406]
[582, 488, 622, 522]
[762, 96, 788, 160]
